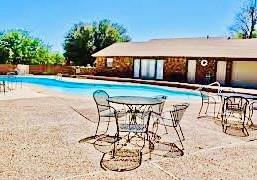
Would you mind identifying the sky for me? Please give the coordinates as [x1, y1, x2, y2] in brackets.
[0, 0, 243, 52]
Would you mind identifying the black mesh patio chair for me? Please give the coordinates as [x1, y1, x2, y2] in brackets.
[221, 96, 249, 136]
[93, 90, 125, 137]
[152, 103, 189, 150]
[152, 95, 167, 115]
[149, 95, 168, 134]
[198, 90, 222, 118]
[112, 106, 153, 158]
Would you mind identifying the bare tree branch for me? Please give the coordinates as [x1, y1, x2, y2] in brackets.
[229, 0, 257, 38]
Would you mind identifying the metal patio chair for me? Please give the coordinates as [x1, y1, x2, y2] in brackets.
[150, 95, 168, 134]
[248, 101, 257, 126]
[152, 103, 189, 150]
[221, 96, 249, 136]
[112, 105, 153, 158]
[93, 90, 125, 137]
[198, 82, 222, 118]
[152, 95, 167, 114]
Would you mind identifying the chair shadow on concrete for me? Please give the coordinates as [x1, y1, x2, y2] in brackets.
[214, 118, 251, 137]
[79, 134, 143, 172]
[100, 148, 142, 172]
[150, 141, 184, 158]
[79, 134, 119, 153]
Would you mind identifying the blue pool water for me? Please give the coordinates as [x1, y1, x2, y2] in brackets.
[0, 76, 200, 99]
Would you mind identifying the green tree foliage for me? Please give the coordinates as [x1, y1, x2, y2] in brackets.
[64, 19, 131, 66]
[0, 30, 65, 64]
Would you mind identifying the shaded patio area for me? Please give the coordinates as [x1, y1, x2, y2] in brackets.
[1, 85, 257, 179]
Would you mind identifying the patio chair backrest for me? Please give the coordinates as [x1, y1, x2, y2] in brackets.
[170, 103, 189, 126]
[200, 90, 209, 101]
[93, 90, 110, 112]
[152, 95, 167, 115]
[223, 96, 249, 113]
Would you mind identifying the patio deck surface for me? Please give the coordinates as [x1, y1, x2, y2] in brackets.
[1, 85, 257, 179]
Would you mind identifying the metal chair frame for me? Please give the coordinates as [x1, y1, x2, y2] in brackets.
[221, 96, 249, 136]
[197, 82, 222, 118]
[112, 104, 153, 158]
[93, 90, 120, 137]
[198, 90, 222, 118]
[152, 103, 189, 150]
[247, 100, 257, 126]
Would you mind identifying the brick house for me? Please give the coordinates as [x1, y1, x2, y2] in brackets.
[92, 38, 257, 88]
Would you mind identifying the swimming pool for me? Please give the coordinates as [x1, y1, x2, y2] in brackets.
[0, 76, 200, 100]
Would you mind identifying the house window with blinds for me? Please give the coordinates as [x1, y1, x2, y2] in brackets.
[106, 58, 113, 68]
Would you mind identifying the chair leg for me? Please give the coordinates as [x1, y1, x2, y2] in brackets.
[217, 102, 222, 118]
[213, 102, 217, 117]
[242, 126, 249, 136]
[146, 133, 152, 160]
[205, 102, 209, 115]
[174, 127, 184, 150]
[178, 124, 185, 141]
[104, 117, 111, 134]
[198, 101, 204, 117]
[95, 117, 101, 137]
[112, 133, 119, 159]
[160, 118, 168, 134]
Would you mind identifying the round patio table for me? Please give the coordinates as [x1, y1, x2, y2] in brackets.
[107, 96, 162, 144]
[108, 96, 163, 106]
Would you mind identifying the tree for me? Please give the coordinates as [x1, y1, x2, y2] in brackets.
[64, 23, 94, 65]
[63, 19, 131, 66]
[0, 30, 65, 64]
[230, 0, 257, 39]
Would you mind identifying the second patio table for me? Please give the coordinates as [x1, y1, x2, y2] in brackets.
[218, 93, 257, 100]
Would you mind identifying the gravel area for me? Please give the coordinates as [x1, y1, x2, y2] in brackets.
[0, 85, 257, 179]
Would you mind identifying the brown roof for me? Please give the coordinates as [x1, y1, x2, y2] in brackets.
[92, 38, 257, 58]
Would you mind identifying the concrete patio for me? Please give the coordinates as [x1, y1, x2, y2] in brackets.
[1, 85, 257, 179]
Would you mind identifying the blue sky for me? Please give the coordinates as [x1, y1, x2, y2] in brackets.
[0, 0, 242, 52]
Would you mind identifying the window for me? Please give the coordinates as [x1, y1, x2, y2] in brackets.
[106, 58, 113, 68]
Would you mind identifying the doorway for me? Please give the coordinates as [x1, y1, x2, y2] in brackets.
[187, 60, 196, 83]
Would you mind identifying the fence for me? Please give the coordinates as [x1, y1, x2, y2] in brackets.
[0, 64, 97, 76]
[0, 64, 16, 74]
[29, 65, 71, 75]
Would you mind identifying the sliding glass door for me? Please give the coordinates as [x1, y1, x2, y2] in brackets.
[134, 59, 164, 80]
[134, 59, 140, 78]
[156, 60, 164, 80]
[141, 59, 156, 79]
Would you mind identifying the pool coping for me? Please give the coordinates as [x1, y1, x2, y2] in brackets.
[76, 75, 257, 96]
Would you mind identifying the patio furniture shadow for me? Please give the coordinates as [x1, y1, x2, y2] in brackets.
[79, 134, 120, 153]
[100, 149, 142, 172]
[150, 141, 184, 158]
[214, 119, 257, 140]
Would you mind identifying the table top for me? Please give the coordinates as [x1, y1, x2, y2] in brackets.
[219, 93, 257, 100]
[108, 96, 162, 105]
